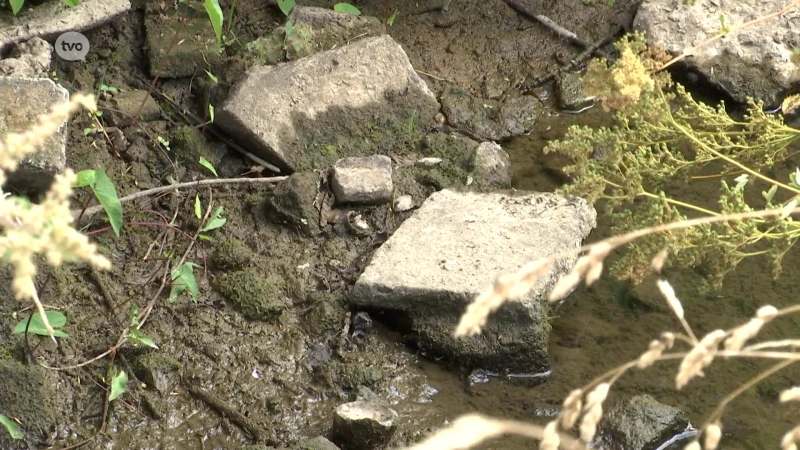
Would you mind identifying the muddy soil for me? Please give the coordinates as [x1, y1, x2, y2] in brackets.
[2, 0, 798, 449]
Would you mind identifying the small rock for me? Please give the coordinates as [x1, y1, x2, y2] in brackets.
[266, 172, 321, 235]
[441, 88, 543, 141]
[0, 37, 52, 77]
[295, 436, 341, 450]
[351, 312, 373, 337]
[483, 71, 508, 99]
[393, 195, 415, 212]
[599, 395, 690, 450]
[0, 76, 68, 193]
[330, 155, 393, 205]
[557, 72, 596, 112]
[415, 157, 443, 167]
[332, 401, 399, 450]
[469, 141, 511, 189]
[211, 238, 253, 270]
[108, 89, 160, 126]
[214, 269, 291, 321]
[306, 342, 333, 369]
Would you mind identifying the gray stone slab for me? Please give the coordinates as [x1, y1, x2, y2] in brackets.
[217, 35, 441, 172]
[0, 76, 69, 193]
[0, 0, 131, 54]
[351, 189, 597, 371]
[634, 0, 798, 108]
[330, 155, 393, 205]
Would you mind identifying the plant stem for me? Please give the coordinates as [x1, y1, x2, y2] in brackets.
[73, 176, 287, 222]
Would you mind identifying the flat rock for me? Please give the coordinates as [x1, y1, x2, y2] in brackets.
[441, 88, 543, 141]
[0, 0, 131, 53]
[285, 6, 386, 60]
[330, 155, 393, 205]
[217, 35, 441, 172]
[0, 37, 52, 77]
[599, 395, 690, 450]
[351, 189, 597, 371]
[0, 76, 69, 193]
[144, 1, 221, 78]
[634, 0, 798, 107]
[107, 89, 160, 126]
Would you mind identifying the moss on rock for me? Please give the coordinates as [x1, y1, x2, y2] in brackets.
[215, 269, 291, 321]
[211, 238, 254, 271]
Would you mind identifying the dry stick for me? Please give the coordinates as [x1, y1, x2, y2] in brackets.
[657, 0, 800, 72]
[185, 384, 273, 444]
[500, 0, 592, 49]
[73, 176, 287, 222]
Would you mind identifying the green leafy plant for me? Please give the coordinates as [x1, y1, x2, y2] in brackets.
[108, 370, 128, 402]
[74, 169, 123, 237]
[0, 414, 22, 440]
[203, 0, 224, 50]
[333, 2, 360, 15]
[386, 9, 398, 26]
[169, 260, 199, 303]
[7, 0, 80, 15]
[277, 0, 295, 16]
[199, 157, 218, 176]
[13, 311, 68, 338]
[127, 308, 158, 349]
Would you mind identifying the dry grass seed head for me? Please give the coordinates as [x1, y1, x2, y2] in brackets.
[684, 441, 701, 450]
[782, 425, 800, 450]
[656, 279, 684, 319]
[724, 305, 777, 352]
[676, 329, 726, 389]
[579, 383, 610, 442]
[540, 421, 560, 450]
[704, 423, 722, 450]
[781, 387, 800, 403]
[651, 248, 668, 272]
[455, 258, 551, 337]
[560, 389, 583, 429]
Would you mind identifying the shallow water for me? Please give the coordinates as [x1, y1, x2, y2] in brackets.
[409, 103, 800, 449]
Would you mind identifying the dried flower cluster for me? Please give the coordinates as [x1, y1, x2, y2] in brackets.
[0, 93, 109, 339]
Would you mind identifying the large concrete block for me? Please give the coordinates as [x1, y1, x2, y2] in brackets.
[217, 35, 440, 172]
[351, 189, 597, 372]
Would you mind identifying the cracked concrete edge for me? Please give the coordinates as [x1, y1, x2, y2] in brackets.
[0, 0, 131, 54]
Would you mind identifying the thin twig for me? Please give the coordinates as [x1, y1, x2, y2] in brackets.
[500, 0, 592, 49]
[73, 176, 287, 222]
[141, 82, 282, 173]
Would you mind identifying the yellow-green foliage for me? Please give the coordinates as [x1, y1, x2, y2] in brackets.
[545, 33, 800, 289]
